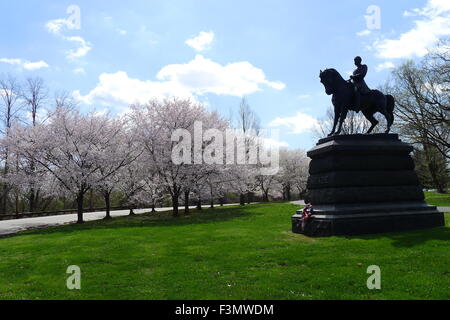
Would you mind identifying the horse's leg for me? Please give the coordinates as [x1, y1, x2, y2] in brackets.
[335, 108, 348, 135]
[388, 113, 394, 133]
[377, 107, 391, 133]
[383, 111, 392, 133]
[384, 96, 394, 133]
[387, 95, 395, 128]
[372, 93, 393, 133]
[328, 107, 339, 136]
[363, 110, 378, 134]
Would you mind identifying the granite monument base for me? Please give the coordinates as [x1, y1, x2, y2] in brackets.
[292, 134, 444, 237]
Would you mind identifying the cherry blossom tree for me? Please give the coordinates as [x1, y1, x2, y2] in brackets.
[129, 98, 228, 216]
[2, 134, 55, 214]
[8, 107, 134, 223]
[276, 148, 309, 201]
[0, 75, 22, 214]
[117, 158, 146, 215]
[228, 98, 261, 204]
[91, 116, 142, 219]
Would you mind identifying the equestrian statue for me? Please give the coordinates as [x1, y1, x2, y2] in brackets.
[319, 56, 395, 136]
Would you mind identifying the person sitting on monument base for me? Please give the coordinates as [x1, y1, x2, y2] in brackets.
[301, 204, 314, 232]
[349, 56, 370, 110]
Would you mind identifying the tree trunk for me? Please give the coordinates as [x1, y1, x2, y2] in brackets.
[208, 186, 214, 208]
[285, 185, 291, 201]
[184, 190, 190, 215]
[219, 197, 224, 206]
[151, 201, 156, 213]
[197, 198, 202, 210]
[239, 193, 245, 205]
[76, 191, 84, 224]
[172, 194, 179, 217]
[1, 149, 9, 215]
[15, 190, 19, 218]
[263, 190, 269, 202]
[104, 192, 111, 219]
[129, 205, 135, 215]
[89, 189, 94, 211]
[297, 187, 306, 200]
[29, 188, 35, 213]
[41, 198, 52, 212]
[14, 156, 20, 216]
[28, 157, 36, 212]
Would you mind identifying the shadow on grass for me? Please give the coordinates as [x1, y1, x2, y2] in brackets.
[6, 204, 273, 238]
[345, 225, 450, 248]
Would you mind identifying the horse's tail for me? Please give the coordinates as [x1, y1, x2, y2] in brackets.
[386, 94, 395, 126]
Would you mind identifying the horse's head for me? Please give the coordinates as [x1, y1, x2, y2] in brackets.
[319, 68, 341, 95]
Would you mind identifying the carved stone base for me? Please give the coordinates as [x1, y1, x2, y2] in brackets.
[292, 202, 444, 236]
[293, 134, 445, 237]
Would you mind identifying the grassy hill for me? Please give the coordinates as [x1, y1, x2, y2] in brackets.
[0, 202, 448, 300]
[424, 191, 450, 207]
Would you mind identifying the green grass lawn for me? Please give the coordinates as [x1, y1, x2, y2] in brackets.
[0, 202, 448, 300]
[425, 191, 450, 207]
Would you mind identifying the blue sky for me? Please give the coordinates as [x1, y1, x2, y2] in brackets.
[0, 0, 449, 149]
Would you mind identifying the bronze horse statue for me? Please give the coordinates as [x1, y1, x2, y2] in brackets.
[319, 68, 394, 136]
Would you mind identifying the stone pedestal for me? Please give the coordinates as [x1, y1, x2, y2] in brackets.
[292, 134, 444, 237]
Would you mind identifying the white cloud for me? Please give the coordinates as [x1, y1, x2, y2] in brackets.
[157, 54, 285, 95]
[268, 112, 319, 134]
[260, 137, 289, 148]
[297, 94, 311, 100]
[73, 67, 86, 74]
[375, 61, 395, 72]
[73, 71, 193, 108]
[357, 29, 371, 37]
[46, 14, 90, 60]
[0, 58, 49, 70]
[117, 29, 127, 35]
[404, 0, 450, 17]
[45, 18, 77, 35]
[0, 58, 22, 66]
[74, 54, 285, 108]
[65, 36, 92, 59]
[92, 108, 109, 117]
[374, 0, 450, 59]
[25, 108, 48, 123]
[185, 31, 215, 51]
[23, 61, 49, 70]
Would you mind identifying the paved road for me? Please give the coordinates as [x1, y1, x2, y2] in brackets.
[0, 203, 245, 237]
[291, 200, 305, 206]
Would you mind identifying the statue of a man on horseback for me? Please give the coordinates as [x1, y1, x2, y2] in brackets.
[350, 56, 370, 110]
[319, 56, 395, 136]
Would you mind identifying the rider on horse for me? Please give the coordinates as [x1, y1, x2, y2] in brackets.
[319, 59, 395, 135]
[350, 56, 370, 110]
